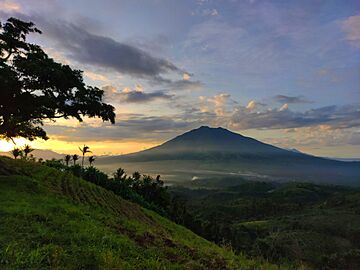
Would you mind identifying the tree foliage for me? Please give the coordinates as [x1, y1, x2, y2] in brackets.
[11, 147, 22, 159]
[79, 145, 91, 167]
[0, 17, 115, 141]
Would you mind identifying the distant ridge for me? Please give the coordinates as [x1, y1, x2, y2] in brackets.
[0, 149, 64, 160]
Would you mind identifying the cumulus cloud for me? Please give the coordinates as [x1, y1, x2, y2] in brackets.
[199, 93, 232, 116]
[341, 14, 360, 48]
[183, 73, 191, 80]
[102, 85, 173, 103]
[274, 95, 311, 104]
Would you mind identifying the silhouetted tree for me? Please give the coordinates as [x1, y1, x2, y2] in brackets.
[88, 156, 95, 166]
[23, 144, 33, 159]
[72, 154, 79, 165]
[79, 145, 91, 167]
[11, 148, 21, 159]
[64, 155, 71, 166]
[113, 168, 126, 180]
[0, 17, 115, 142]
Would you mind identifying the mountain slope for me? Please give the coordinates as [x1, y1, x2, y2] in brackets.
[121, 126, 295, 159]
[97, 126, 360, 186]
[0, 157, 284, 270]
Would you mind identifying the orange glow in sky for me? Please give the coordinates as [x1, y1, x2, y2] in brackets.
[0, 138, 159, 156]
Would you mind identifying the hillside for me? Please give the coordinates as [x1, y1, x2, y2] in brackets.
[97, 126, 360, 186]
[0, 157, 286, 270]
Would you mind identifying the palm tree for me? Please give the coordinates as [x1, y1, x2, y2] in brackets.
[79, 145, 92, 167]
[11, 148, 22, 159]
[64, 155, 71, 166]
[114, 168, 126, 180]
[72, 154, 79, 165]
[88, 156, 96, 166]
[23, 145, 34, 159]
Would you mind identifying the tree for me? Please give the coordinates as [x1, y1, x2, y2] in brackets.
[88, 156, 95, 166]
[11, 148, 21, 159]
[64, 155, 71, 166]
[79, 145, 91, 167]
[72, 154, 79, 165]
[23, 144, 33, 158]
[0, 17, 115, 142]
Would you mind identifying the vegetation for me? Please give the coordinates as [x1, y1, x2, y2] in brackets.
[88, 156, 96, 166]
[0, 17, 115, 142]
[170, 180, 360, 269]
[79, 145, 92, 167]
[0, 156, 288, 269]
[10, 148, 21, 159]
[72, 154, 79, 166]
[23, 144, 34, 158]
[44, 157, 171, 216]
[64, 154, 71, 166]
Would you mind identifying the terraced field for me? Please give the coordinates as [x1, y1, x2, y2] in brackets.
[0, 157, 290, 269]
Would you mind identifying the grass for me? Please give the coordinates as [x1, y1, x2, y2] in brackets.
[0, 157, 293, 269]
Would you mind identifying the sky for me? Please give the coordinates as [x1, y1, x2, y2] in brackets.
[0, 0, 359, 158]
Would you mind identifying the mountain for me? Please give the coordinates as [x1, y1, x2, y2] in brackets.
[0, 156, 281, 270]
[124, 126, 324, 161]
[97, 126, 360, 186]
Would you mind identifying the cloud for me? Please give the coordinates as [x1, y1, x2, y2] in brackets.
[211, 94, 230, 116]
[279, 103, 289, 111]
[0, 1, 21, 12]
[230, 104, 360, 130]
[349, 132, 360, 145]
[44, 114, 194, 142]
[202, 9, 218, 16]
[84, 71, 109, 82]
[167, 79, 204, 91]
[199, 93, 232, 116]
[341, 14, 360, 48]
[183, 72, 191, 81]
[31, 18, 183, 78]
[151, 76, 204, 91]
[103, 85, 173, 103]
[265, 126, 360, 149]
[274, 95, 311, 104]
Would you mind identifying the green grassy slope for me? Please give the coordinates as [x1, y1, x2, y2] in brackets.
[0, 157, 288, 270]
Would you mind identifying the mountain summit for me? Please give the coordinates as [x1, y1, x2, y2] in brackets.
[125, 126, 300, 159]
[98, 126, 360, 186]
[154, 126, 288, 155]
